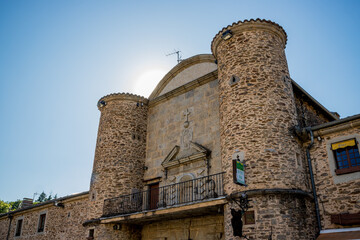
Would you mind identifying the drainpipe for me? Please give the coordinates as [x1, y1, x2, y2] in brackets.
[305, 127, 322, 234]
[6, 214, 13, 240]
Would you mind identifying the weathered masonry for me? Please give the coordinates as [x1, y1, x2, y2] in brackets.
[1, 19, 359, 240]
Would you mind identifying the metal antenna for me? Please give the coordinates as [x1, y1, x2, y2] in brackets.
[166, 50, 182, 64]
[33, 192, 38, 201]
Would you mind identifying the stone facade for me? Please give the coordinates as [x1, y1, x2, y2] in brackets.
[145, 78, 221, 184]
[88, 93, 148, 239]
[211, 19, 319, 240]
[307, 122, 360, 230]
[142, 215, 224, 240]
[1, 18, 359, 240]
[293, 85, 331, 128]
[0, 192, 88, 240]
[212, 19, 303, 191]
[231, 194, 317, 240]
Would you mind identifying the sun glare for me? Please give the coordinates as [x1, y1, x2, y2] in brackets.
[132, 69, 167, 98]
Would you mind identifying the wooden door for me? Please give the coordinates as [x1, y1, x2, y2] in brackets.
[149, 183, 159, 210]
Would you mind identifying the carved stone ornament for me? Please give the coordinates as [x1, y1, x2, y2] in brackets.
[181, 128, 193, 149]
[161, 142, 210, 169]
[181, 108, 193, 149]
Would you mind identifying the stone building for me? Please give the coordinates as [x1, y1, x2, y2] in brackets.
[1, 19, 359, 240]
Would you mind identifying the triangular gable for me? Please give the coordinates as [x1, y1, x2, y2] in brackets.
[161, 142, 210, 169]
[162, 145, 180, 166]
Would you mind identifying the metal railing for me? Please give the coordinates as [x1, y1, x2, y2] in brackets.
[103, 172, 225, 217]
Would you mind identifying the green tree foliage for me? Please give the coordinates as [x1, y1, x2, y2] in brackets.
[36, 191, 47, 203]
[0, 200, 10, 213]
[35, 191, 58, 203]
[9, 200, 22, 210]
[0, 191, 58, 213]
[0, 199, 22, 213]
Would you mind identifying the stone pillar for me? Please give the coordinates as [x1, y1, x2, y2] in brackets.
[88, 93, 148, 239]
[211, 19, 315, 239]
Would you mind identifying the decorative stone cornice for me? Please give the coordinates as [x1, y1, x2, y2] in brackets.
[97, 93, 149, 110]
[149, 54, 216, 100]
[149, 70, 218, 108]
[211, 18, 288, 58]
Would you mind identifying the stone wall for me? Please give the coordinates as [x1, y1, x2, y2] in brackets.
[0, 194, 88, 240]
[225, 194, 317, 240]
[212, 19, 315, 239]
[309, 125, 360, 230]
[90, 224, 141, 240]
[141, 215, 224, 240]
[293, 90, 331, 128]
[212, 19, 307, 194]
[0, 215, 9, 239]
[87, 93, 148, 239]
[145, 79, 221, 186]
[89, 93, 148, 219]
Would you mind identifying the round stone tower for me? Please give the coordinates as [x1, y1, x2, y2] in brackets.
[212, 19, 316, 239]
[88, 93, 148, 239]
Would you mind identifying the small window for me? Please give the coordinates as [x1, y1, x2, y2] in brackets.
[295, 152, 302, 168]
[15, 218, 23, 237]
[91, 192, 96, 201]
[229, 75, 240, 86]
[87, 229, 94, 240]
[332, 139, 360, 175]
[37, 213, 46, 232]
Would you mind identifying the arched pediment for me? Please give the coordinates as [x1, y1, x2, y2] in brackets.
[149, 54, 216, 100]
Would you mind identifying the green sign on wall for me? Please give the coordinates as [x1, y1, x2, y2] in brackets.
[233, 159, 246, 186]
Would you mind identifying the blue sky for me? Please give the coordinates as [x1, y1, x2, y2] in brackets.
[1, 0, 359, 201]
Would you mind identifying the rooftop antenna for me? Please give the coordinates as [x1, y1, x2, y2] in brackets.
[33, 192, 38, 201]
[166, 50, 182, 64]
